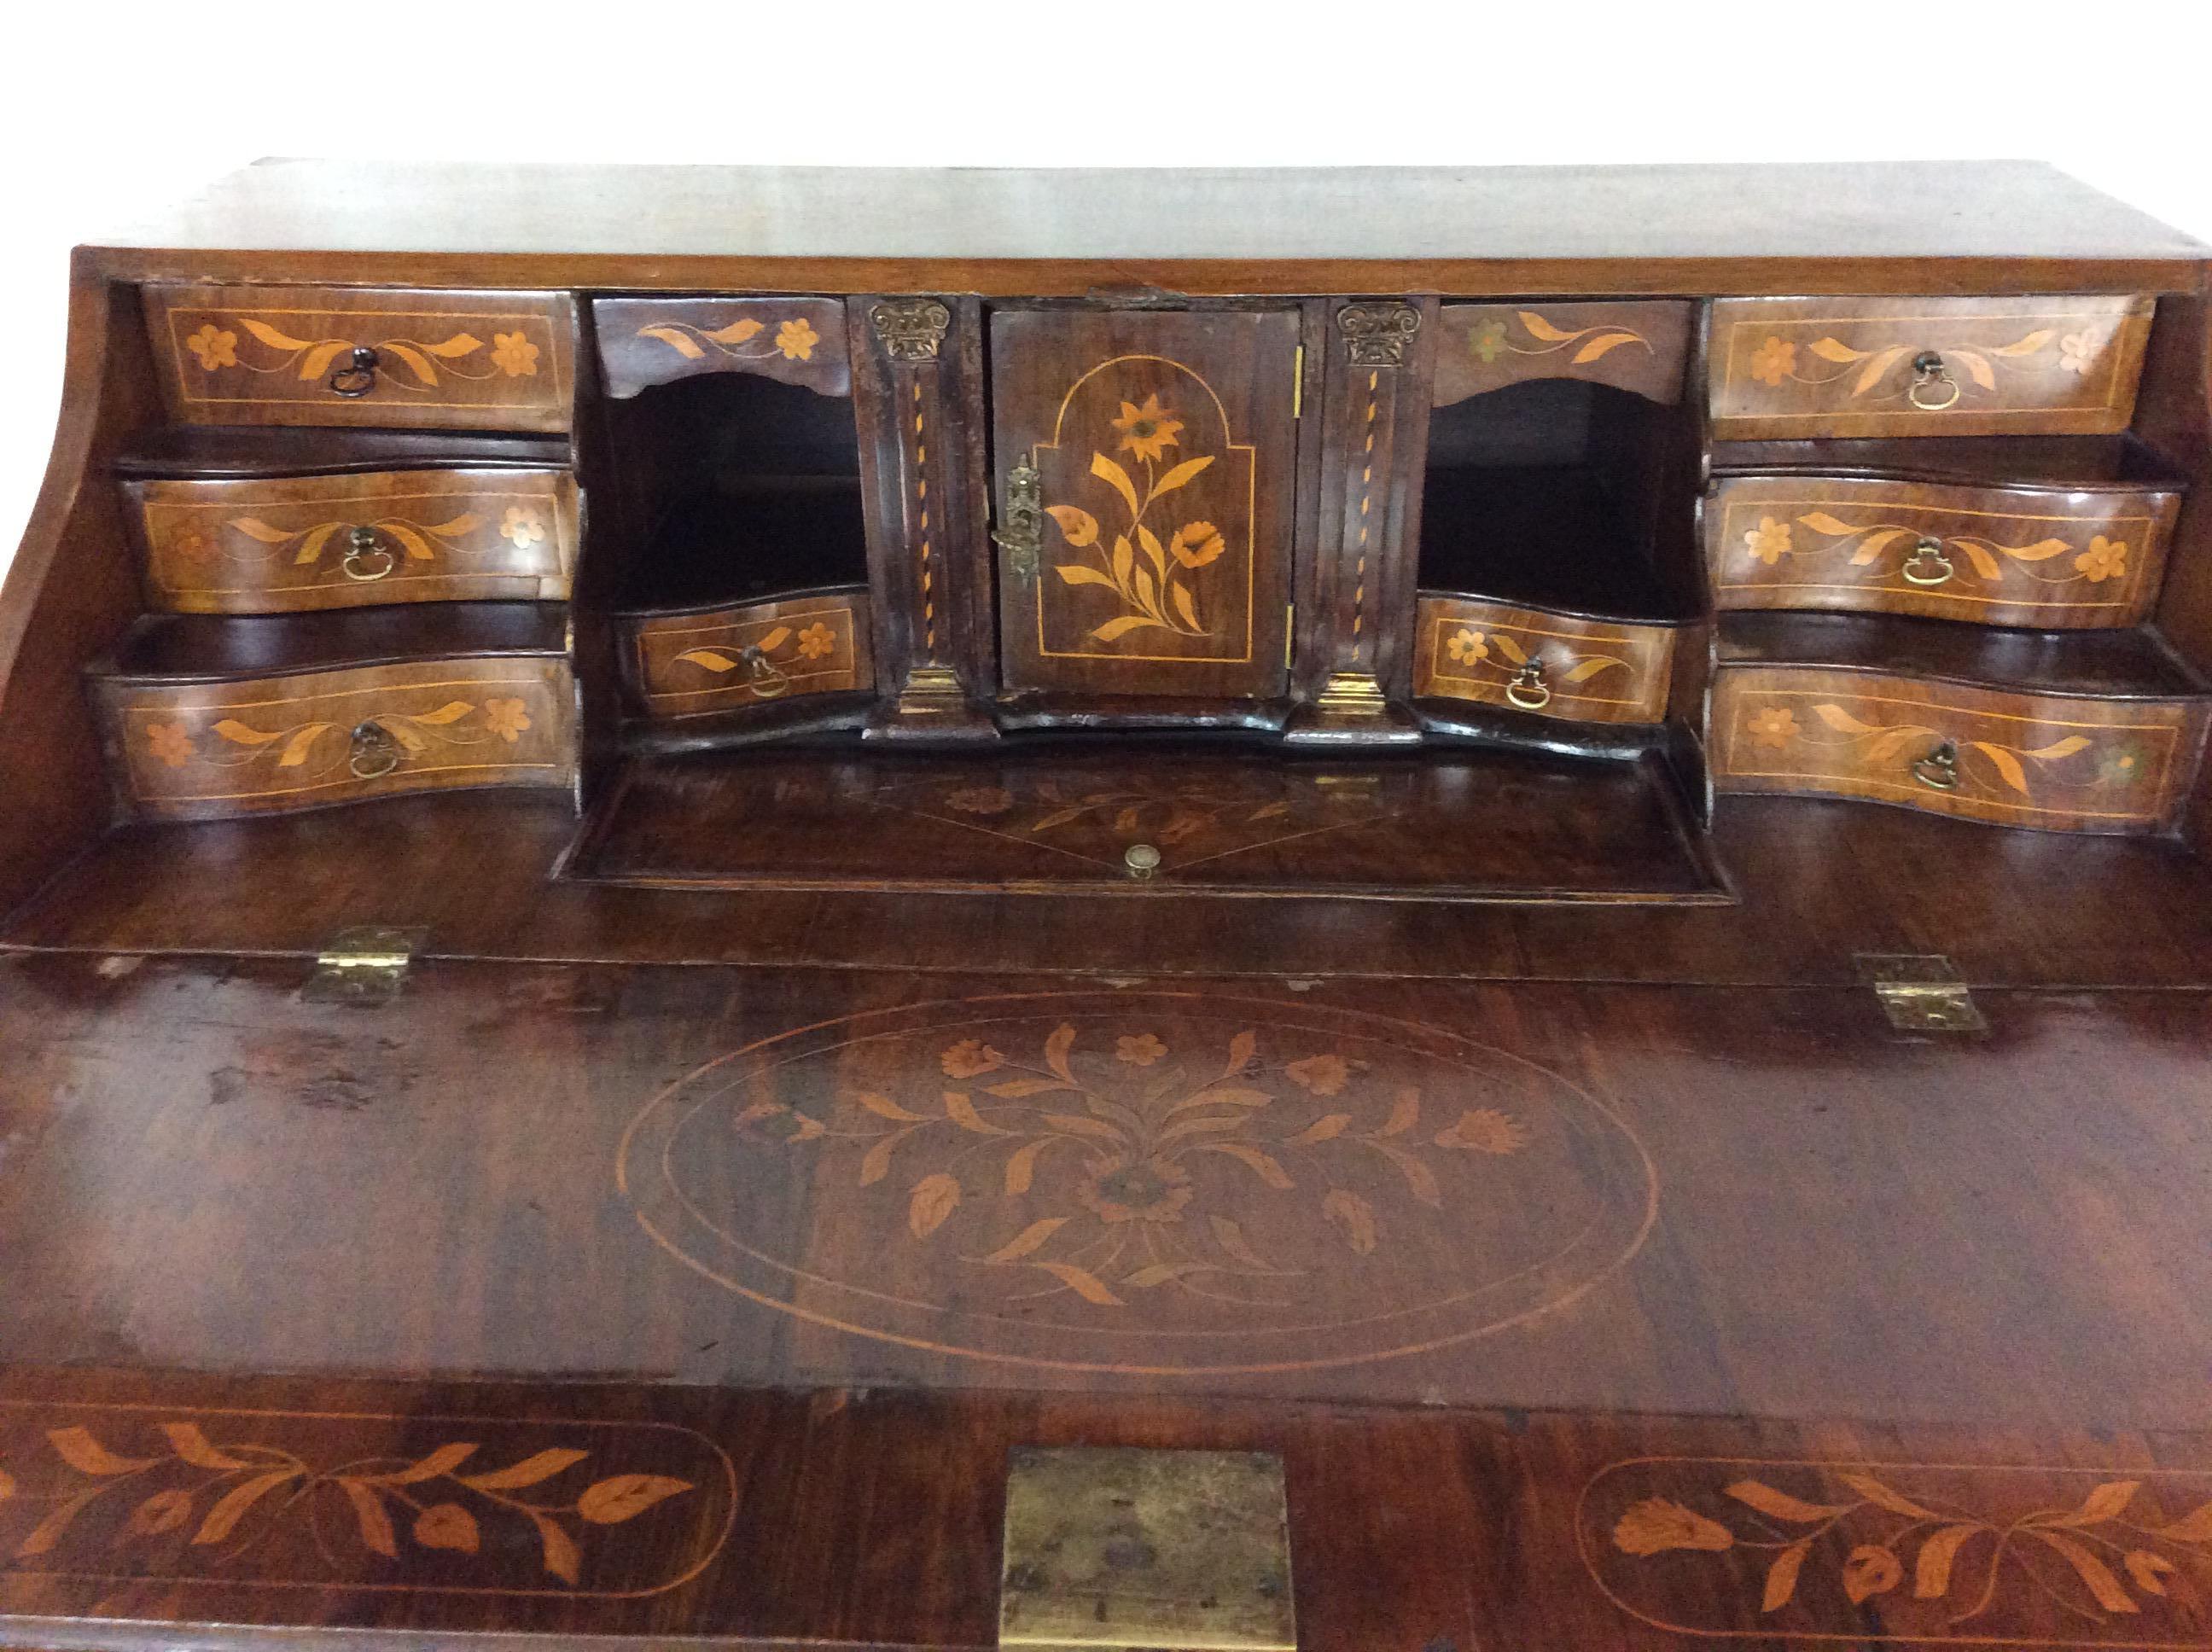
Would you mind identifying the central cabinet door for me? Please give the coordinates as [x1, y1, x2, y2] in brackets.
[991, 308, 1301, 700]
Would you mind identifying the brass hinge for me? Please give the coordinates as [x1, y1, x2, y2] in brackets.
[1855, 953, 1985, 1033]
[303, 927, 425, 1005]
[1291, 345, 1303, 418]
[1001, 1447, 1295, 1652]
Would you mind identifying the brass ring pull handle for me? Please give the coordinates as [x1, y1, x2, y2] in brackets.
[992, 451, 1045, 579]
[341, 525, 397, 583]
[742, 645, 791, 700]
[1901, 535, 1955, 587]
[329, 346, 381, 398]
[348, 720, 402, 780]
[1912, 741, 1961, 790]
[1505, 662, 1551, 711]
[1907, 351, 1961, 412]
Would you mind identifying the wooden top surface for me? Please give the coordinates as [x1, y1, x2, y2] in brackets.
[84, 160, 2212, 294]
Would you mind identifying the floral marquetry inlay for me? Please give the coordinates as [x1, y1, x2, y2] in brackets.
[617, 992, 1656, 1373]
[0, 1399, 736, 1597]
[1580, 1456, 2212, 1647]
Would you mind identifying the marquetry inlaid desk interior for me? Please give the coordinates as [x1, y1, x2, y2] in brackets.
[3, 160, 2212, 1652]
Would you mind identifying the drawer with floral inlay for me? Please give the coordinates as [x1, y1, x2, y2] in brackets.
[143, 284, 574, 432]
[85, 611, 578, 822]
[620, 589, 874, 720]
[1708, 296, 2153, 439]
[1712, 664, 2210, 835]
[1412, 595, 1680, 725]
[122, 468, 579, 614]
[1709, 474, 2180, 629]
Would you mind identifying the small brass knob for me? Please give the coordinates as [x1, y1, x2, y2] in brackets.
[348, 719, 402, 779]
[341, 525, 397, 582]
[1124, 843, 1161, 879]
[1908, 351, 1961, 411]
[329, 346, 380, 398]
[1901, 535, 1954, 587]
[1505, 662, 1551, 711]
[1912, 741, 1961, 790]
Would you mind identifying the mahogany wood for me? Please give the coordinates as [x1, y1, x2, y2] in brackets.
[1412, 594, 1680, 724]
[617, 586, 872, 718]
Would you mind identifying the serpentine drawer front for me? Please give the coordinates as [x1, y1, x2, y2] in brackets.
[123, 468, 579, 614]
[1712, 665, 2209, 834]
[1708, 295, 2154, 439]
[620, 590, 875, 719]
[88, 657, 577, 822]
[1708, 474, 2180, 629]
[1412, 595, 1678, 724]
[143, 284, 575, 432]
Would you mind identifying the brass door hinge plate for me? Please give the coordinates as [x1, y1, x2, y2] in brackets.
[303, 927, 425, 1004]
[1001, 1447, 1295, 1652]
[1855, 953, 1986, 1033]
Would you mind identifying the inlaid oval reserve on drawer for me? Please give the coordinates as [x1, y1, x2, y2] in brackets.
[1712, 666, 2209, 834]
[1412, 595, 1677, 724]
[1709, 474, 2180, 628]
[92, 657, 577, 822]
[143, 284, 574, 432]
[1709, 296, 2152, 439]
[125, 468, 579, 614]
[622, 590, 874, 718]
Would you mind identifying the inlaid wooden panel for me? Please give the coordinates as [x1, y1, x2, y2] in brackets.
[90, 657, 576, 821]
[125, 468, 578, 614]
[620, 590, 872, 718]
[1413, 595, 1677, 724]
[1710, 474, 2180, 627]
[143, 284, 574, 431]
[1709, 295, 2154, 438]
[1433, 301, 1692, 406]
[1713, 664, 2209, 833]
[989, 308, 1301, 701]
[592, 296, 850, 399]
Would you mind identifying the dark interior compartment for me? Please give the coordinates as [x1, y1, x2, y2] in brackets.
[1417, 378, 1697, 619]
[601, 371, 870, 612]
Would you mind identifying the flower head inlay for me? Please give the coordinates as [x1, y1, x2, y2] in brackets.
[491, 331, 541, 377]
[184, 324, 238, 371]
[776, 319, 820, 361]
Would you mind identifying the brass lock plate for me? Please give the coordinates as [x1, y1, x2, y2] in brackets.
[1000, 1447, 1295, 1652]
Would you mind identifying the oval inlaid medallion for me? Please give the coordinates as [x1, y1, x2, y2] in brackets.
[618, 991, 1657, 1373]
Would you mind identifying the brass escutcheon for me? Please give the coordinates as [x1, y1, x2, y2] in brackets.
[341, 525, 396, 582]
[992, 451, 1045, 579]
[329, 346, 380, 398]
[347, 719, 402, 779]
[1912, 740, 1961, 790]
[1901, 535, 1954, 587]
[1908, 350, 1961, 411]
[1505, 662, 1551, 711]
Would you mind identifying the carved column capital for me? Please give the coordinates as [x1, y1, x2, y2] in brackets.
[869, 299, 953, 363]
[1336, 303, 1423, 367]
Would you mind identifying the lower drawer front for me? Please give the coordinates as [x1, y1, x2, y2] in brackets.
[623, 591, 873, 718]
[96, 659, 577, 821]
[1413, 595, 1675, 724]
[1713, 666, 2209, 834]
[126, 468, 579, 614]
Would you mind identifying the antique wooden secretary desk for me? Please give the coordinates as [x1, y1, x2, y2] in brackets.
[3, 160, 2212, 1652]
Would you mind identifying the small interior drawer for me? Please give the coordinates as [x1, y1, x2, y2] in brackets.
[143, 284, 574, 432]
[1412, 594, 1678, 724]
[1708, 296, 2153, 439]
[1712, 663, 2208, 834]
[1709, 474, 2180, 629]
[124, 468, 578, 614]
[620, 588, 874, 719]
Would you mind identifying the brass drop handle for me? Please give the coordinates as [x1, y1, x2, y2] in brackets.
[341, 525, 397, 582]
[1505, 661, 1551, 711]
[1901, 535, 1954, 587]
[1908, 350, 1961, 411]
[992, 450, 1044, 579]
[740, 644, 791, 700]
[1912, 740, 1961, 790]
[329, 346, 381, 398]
[348, 719, 402, 779]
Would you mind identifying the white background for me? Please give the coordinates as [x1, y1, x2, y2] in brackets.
[3, 0, 2209, 583]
